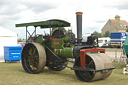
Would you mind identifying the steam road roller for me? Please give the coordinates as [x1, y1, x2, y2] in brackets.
[16, 12, 114, 82]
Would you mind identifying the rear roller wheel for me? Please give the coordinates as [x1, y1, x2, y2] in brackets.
[22, 43, 46, 74]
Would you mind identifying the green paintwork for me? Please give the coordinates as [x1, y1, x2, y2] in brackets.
[54, 46, 74, 58]
[51, 39, 64, 49]
[15, 19, 70, 28]
[64, 35, 69, 43]
[35, 35, 42, 44]
[123, 36, 128, 55]
[35, 35, 45, 49]
[51, 33, 74, 58]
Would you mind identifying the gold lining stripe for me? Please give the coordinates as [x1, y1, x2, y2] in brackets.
[60, 49, 62, 55]
[71, 46, 74, 58]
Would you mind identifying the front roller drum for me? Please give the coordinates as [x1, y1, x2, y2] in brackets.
[74, 53, 113, 82]
[22, 43, 46, 74]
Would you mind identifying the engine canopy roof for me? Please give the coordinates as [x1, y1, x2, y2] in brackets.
[15, 19, 70, 28]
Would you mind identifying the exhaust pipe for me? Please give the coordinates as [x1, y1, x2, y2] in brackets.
[76, 12, 83, 45]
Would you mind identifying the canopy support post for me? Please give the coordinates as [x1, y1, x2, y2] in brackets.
[26, 26, 28, 43]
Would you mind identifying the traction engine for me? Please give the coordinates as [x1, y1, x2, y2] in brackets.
[16, 12, 114, 82]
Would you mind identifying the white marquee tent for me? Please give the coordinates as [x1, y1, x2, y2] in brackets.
[0, 26, 17, 62]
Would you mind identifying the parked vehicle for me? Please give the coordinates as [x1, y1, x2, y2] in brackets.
[17, 42, 25, 48]
[101, 41, 110, 48]
[98, 37, 110, 47]
[110, 32, 127, 48]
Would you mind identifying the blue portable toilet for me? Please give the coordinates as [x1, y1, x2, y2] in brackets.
[4, 46, 22, 62]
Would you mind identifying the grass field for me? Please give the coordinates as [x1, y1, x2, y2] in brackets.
[0, 61, 127, 85]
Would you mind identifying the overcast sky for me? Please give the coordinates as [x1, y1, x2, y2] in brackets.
[1, 0, 128, 39]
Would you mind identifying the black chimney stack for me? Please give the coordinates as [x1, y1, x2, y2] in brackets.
[76, 12, 83, 44]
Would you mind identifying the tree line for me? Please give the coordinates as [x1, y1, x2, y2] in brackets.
[93, 31, 110, 38]
[94, 28, 128, 38]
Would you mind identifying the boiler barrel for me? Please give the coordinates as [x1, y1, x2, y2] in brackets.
[54, 47, 74, 58]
